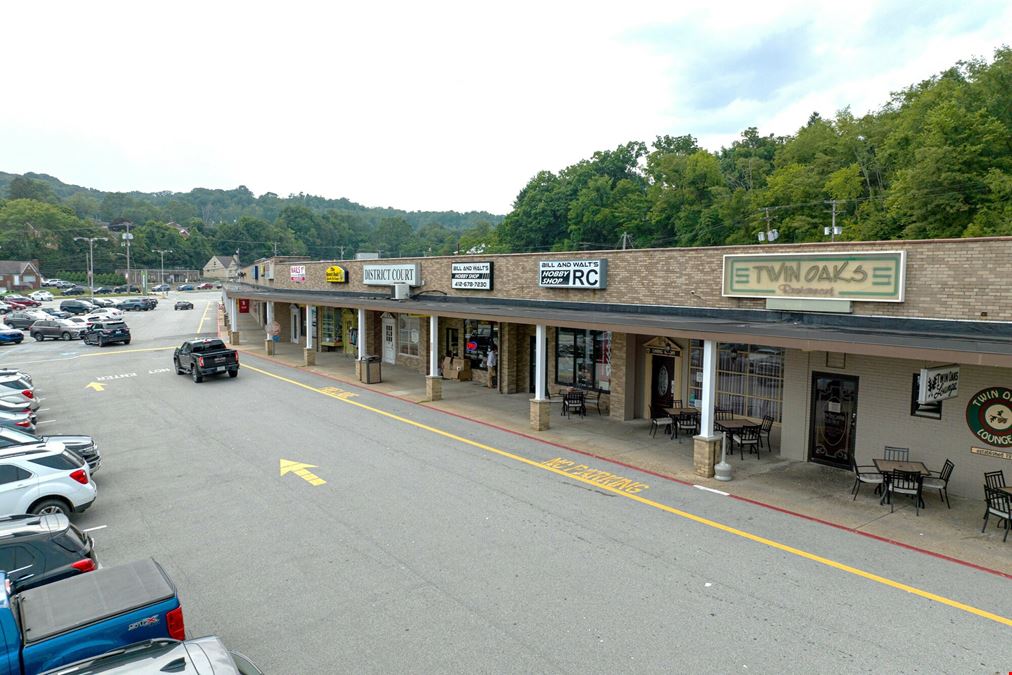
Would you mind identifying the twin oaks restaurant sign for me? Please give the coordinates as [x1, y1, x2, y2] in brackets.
[722, 251, 906, 302]
[966, 387, 1012, 447]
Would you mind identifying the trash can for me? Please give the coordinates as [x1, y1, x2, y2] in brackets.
[363, 356, 382, 384]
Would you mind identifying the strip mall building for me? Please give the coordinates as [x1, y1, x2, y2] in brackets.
[224, 237, 1012, 499]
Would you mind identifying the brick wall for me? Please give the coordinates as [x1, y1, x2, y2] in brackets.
[248, 237, 1012, 322]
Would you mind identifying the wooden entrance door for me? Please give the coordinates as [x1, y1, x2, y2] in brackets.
[650, 356, 675, 412]
[809, 373, 859, 469]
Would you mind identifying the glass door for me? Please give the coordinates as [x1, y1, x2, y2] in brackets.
[808, 373, 859, 469]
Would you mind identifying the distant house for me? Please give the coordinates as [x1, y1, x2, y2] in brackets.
[203, 255, 238, 280]
[0, 260, 42, 292]
[166, 222, 190, 238]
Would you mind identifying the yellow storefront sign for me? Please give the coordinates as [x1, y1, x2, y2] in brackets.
[325, 265, 347, 283]
[722, 251, 906, 302]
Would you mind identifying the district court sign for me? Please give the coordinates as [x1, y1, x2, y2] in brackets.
[722, 251, 906, 302]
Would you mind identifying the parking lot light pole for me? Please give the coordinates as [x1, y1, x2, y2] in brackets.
[153, 249, 173, 287]
[73, 236, 108, 296]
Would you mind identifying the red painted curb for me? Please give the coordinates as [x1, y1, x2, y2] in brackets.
[220, 313, 1012, 581]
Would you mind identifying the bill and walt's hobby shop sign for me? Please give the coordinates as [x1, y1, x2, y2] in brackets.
[538, 259, 608, 290]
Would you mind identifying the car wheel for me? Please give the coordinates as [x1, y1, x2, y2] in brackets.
[123, 339, 130, 345]
[29, 498, 71, 517]
[32, 332, 43, 341]
[61, 332, 71, 341]
[228, 370, 238, 378]
[191, 366, 203, 383]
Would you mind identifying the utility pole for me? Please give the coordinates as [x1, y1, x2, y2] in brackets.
[272, 242, 279, 257]
[756, 208, 779, 242]
[153, 249, 173, 286]
[121, 223, 134, 292]
[823, 200, 842, 241]
[619, 232, 633, 250]
[74, 236, 108, 296]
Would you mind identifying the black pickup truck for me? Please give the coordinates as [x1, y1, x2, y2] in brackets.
[173, 338, 239, 383]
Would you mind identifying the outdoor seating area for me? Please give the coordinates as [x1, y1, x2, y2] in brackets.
[981, 470, 1010, 542]
[850, 450, 955, 517]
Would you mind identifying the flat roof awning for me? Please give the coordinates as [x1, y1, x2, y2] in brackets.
[227, 286, 1012, 368]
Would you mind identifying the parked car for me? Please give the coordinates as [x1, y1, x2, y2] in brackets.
[0, 427, 100, 475]
[4, 311, 47, 330]
[62, 286, 87, 295]
[0, 302, 10, 315]
[40, 308, 70, 319]
[4, 296, 40, 308]
[177, 284, 194, 291]
[0, 376, 38, 412]
[83, 308, 124, 323]
[174, 301, 194, 310]
[28, 291, 53, 302]
[151, 283, 171, 292]
[196, 282, 214, 290]
[0, 409, 36, 432]
[0, 401, 36, 423]
[0, 329, 24, 346]
[112, 285, 140, 293]
[43, 636, 264, 675]
[1, 559, 184, 674]
[116, 298, 149, 311]
[41, 279, 61, 288]
[31, 319, 84, 341]
[83, 320, 131, 347]
[174, 339, 239, 382]
[0, 369, 30, 384]
[59, 299, 96, 315]
[91, 286, 113, 295]
[0, 513, 97, 592]
[0, 444, 95, 517]
[85, 297, 114, 307]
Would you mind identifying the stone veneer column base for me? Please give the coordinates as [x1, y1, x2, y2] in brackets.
[304, 348, 316, 366]
[355, 359, 363, 381]
[265, 339, 276, 355]
[693, 435, 722, 478]
[530, 399, 551, 431]
[228, 330, 240, 345]
[426, 376, 442, 401]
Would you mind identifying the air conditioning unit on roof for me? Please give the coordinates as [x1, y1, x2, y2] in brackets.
[392, 283, 410, 300]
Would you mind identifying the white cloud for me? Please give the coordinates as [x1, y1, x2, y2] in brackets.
[1, 0, 1008, 213]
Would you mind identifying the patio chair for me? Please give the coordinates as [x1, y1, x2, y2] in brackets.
[758, 415, 774, 449]
[883, 469, 924, 515]
[673, 411, 698, 442]
[731, 425, 761, 460]
[562, 389, 586, 419]
[922, 459, 954, 509]
[715, 407, 733, 421]
[648, 404, 672, 438]
[984, 470, 1006, 489]
[883, 446, 910, 462]
[850, 457, 884, 501]
[981, 487, 1011, 542]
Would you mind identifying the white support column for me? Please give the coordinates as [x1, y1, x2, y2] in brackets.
[357, 308, 366, 361]
[428, 315, 439, 376]
[266, 301, 274, 327]
[700, 339, 717, 437]
[230, 298, 238, 331]
[534, 324, 547, 401]
[306, 306, 314, 350]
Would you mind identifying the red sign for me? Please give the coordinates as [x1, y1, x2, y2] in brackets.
[466, 340, 478, 351]
[238, 299, 249, 313]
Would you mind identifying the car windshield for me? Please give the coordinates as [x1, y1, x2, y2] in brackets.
[0, 427, 40, 444]
[191, 340, 226, 353]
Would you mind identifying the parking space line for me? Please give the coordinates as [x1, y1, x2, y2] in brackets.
[242, 362, 1012, 628]
[37, 420, 55, 425]
[82, 525, 107, 532]
[197, 302, 213, 333]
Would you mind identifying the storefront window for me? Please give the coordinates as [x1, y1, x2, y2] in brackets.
[320, 307, 341, 348]
[555, 328, 611, 392]
[464, 320, 497, 369]
[688, 341, 783, 421]
[398, 315, 420, 356]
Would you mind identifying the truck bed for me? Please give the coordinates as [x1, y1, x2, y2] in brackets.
[18, 558, 175, 644]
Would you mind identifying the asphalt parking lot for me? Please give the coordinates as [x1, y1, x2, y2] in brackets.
[0, 291, 1009, 673]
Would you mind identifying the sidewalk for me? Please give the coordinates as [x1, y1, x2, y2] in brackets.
[225, 312, 1011, 576]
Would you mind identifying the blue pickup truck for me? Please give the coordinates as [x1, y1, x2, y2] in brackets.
[0, 558, 184, 674]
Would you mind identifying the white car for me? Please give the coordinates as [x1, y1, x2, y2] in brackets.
[0, 375, 39, 411]
[0, 444, 96, 517]
[29, 291, 53, 302]
[84, 308, 124, 322]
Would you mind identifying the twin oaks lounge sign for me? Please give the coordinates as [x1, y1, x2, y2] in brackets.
[722, 251, 907, 302]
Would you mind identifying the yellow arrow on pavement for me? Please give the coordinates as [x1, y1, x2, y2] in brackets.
[85, 382, 105, 392]
[279, 459, 326, 486]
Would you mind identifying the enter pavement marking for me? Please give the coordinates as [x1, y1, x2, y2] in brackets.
[280, 459, 327, 486]
[241, 363, 1012, 628]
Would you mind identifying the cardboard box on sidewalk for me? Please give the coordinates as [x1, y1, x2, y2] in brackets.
[443, 357, 472, 381]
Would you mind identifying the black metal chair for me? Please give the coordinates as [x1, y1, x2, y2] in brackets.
[922, 459, 954, 508]
[883, 469, 925, 515]
[562, 390, 586, 419]
[715, 407, 733, 421]
[648, 404, 672, 438]
[984, 470, 1006, 489]
[850, 457, 884, 501]
[982, 487, 1011, 542]
[758, 415, 774, 449]
[731, 425, 761, 460]
[883, 446, 910, 462]
[673, 412, 698, 442]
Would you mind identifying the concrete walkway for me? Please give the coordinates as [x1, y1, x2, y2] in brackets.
[224, 311, 1011, 576]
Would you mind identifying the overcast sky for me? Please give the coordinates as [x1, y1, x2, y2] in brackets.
[3, 1, 1009, 214]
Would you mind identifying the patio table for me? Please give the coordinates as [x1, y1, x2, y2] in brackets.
[873, 459, 930, 476]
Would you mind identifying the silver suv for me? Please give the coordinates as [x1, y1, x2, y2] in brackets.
[30, 319, 83, 341]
